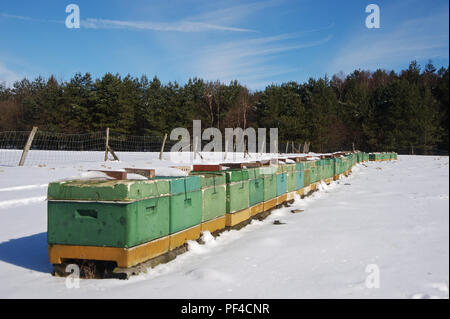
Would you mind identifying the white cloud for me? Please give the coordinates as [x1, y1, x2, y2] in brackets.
[191, 32, 333, 89]
[81, 18, 254, 32]
[329, 10, 449, 73]
[1, 10, 254, 33]
[0, 12, 62, 24]
[187, 0, 277, 25]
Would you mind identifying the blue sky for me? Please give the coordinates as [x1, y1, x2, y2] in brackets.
[0, 0, 448, 90]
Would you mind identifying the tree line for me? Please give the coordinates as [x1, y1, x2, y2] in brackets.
[0, 60, 448, 154]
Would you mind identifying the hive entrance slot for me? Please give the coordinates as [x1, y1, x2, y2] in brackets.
[76, 209, 98, 219]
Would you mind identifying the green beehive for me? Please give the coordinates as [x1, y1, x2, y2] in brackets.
[260, 166, 277, 201]
[329, 158, 334, 178]
[287, 172, 296, 192]
[304, 166, 311, 187]
[48, 179, 170, 201]
[343, 156, 348, 171]
[322, 159, 328, 180]
[333, 158, 339, 175]
[310, 162, 318, 183]
[296, 162, 305, 190]
[156, 176, 202, 234]
[335, 157, 342, 174]
[276, 172, 287, 196]
[315, 160, 322, 181]
[330, 158, 336, 177]
[320, 159, 326, 180]
[249, 177, 264, 207]
[225, 169, 250, 213]
[323, 159, 330, 179]
[323, 159, 328, 180]
[248, 168, 264, 207]
[285, 163, 297, 192]
[47, 179, 171, 248]
[190, 172, 227, 222]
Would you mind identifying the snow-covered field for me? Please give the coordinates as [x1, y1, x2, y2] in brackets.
[0, 154, 448, 298]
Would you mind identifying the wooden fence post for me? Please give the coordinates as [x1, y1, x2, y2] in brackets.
[104, 128, 119, 161]
[18, 126, 38, 166]
[159, 133, 168, 160]
[104, 128, 110, 161]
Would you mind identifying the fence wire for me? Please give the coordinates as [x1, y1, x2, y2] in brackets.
[1, 129, 447, 167]
[0, 130, 167, 167]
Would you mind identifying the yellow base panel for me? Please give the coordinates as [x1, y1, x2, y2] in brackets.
[263, 198, 278, 211]
[200, 216, 226, 234]
[333, 174, 341, 181]
[303, 185, 312, 194]
[325, 177, 334, 184]
[250, 202, 264, 216]
[169, 225, 201, 250]
[225, 208, 251, 227]
[48, 236, 170, 268]
[286, 191, 296, 201]
[296, 188, 305, 197]
[277, 193, 288, 205]
[310, 183, 318, 191]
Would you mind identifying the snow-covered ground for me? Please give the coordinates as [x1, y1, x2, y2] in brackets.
[0, 155, 448, 298]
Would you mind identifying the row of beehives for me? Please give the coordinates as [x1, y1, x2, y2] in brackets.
[47, 151, 398, 270]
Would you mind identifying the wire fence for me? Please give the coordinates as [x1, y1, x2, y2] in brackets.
[0, 129, 448, 167]
[0, 130, 169, 166]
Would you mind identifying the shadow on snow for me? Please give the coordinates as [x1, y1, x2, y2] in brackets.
[0, 232, 52, 273]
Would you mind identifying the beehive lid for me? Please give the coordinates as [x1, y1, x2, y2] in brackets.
[48, 179, 170, 201]
[154, 176, 201, 194]
[190, 172, 227, 187]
